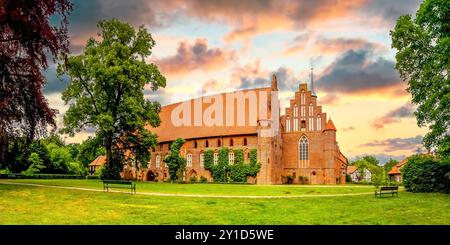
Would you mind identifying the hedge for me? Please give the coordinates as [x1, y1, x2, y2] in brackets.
[3, 173, 86, 179]
[402, 155, 450, 193]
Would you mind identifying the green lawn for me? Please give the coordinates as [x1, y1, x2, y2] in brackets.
[1, 180, 449, 224]
[0, 179, 376, 196]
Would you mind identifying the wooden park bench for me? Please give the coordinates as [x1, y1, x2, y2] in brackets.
[103, 180, 136, 194]
[374, 186, 398, 198]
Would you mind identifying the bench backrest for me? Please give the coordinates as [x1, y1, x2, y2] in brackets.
[103, 180, 133, 185]
[380, 186, 398, 191]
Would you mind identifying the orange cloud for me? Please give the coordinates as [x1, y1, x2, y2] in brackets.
[319, 93, 341, 105]
[371, 103, 415, 129]
[164, 0, 367, 42]
[154, 39, 235, 76]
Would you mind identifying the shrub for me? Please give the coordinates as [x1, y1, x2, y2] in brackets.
[86, 175, 100, 179]
[94, 166, 105, 176]
[298, 176, 308, 184]
[22, 152, 46, 175]
[190, 176, 197, 183]
[402, 155, 450, 193]
[200, 176, 207, 183]
[0, 169, 11, 174]
[284, 175, 294, 184]
[0, 169, 11, 179]
[5, 174, 85, 179]
[345, 174, 352, 183]
[67, 161, 87, 176]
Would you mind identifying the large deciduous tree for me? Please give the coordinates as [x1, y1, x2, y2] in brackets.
[0, 0, 72, 164]
[390, 0, 450, 156]
[58, 19, 166, 179]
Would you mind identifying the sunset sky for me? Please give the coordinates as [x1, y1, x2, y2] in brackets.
[44, 0, 428, 164]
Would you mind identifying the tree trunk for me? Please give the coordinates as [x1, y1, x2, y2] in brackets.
[105, 135, 113, 179]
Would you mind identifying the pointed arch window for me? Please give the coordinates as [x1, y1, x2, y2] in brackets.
[293, 104, 298, 117]
[317, 115, 322, 131]
[229, 138, 234, 147]
[187, 153, 192, 167]
[156, 155, 161, 169]
[309, 103, 314, 115]
[217, 139, 222, 147]
[301, 90, 306, 105]
[193, 141, 197, 148]
[286, 116, 291, 132]
[200, 153, 204, 168]
[298, 136, 309, 167]
[243, 138, 247, 146]
[229, 151, 235, 165]
[213, 152, 218, 165]
[205, 140, 209, 148]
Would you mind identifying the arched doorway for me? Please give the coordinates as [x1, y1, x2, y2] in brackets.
[147, 170, 155, 181]
[187, 169, 197, 182]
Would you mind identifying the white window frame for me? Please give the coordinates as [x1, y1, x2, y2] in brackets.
[200, 153, 204, 168]
[213, 152, 218, 165]
[286, 116, 291, 132]
[317, 115, 322, 131]
[309, 117, 314, 131]
[187, 153, 192, 167]
[229, 152, 235, 165]
[293, 118, 298, 131]
[156, 155, 161, 169]
[298, 136, 309, 167]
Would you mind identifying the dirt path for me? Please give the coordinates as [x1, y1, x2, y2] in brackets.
[0, 181, 377, 199]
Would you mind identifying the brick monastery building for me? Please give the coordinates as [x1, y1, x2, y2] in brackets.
[124, 74, 348, 184]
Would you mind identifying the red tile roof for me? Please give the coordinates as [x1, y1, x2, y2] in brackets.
[145, 87, 272, 142]
[89, 155, 106, 166]
[347, 165, 357, 174]
[388, 158, 408, 175]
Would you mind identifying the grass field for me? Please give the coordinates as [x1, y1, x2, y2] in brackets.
[1, 180, 449, 224]
[0, 179, 376, 196]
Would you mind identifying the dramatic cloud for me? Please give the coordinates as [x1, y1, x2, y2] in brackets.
[67, 0, 422, 48]
[316, 48, 403, 95]
[360, 0, 422, 25]
[313, 37, 386, 54]
[360, 135, 424, 153]
[66, 0, 170, 52]
[235, 63, 300, 92]
[371, 103, 416, 129]
[43, 64, 69, 95]
[155, 39, 235, 76]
